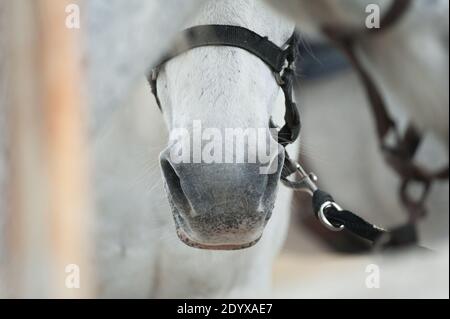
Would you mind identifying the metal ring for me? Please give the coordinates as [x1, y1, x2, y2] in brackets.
[273, 71, 285, 86]
[151, 68, 158, 81]
[318, 201, 344, 232]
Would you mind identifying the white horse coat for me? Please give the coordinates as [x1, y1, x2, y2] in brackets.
[0, 0, 447, 298]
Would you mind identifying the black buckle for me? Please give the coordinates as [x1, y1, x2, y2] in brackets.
[274, 59, 295, 86]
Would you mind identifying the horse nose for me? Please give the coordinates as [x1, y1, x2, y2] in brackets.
[159, 143, 284, 250]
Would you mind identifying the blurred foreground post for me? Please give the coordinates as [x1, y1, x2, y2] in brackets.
[7, 0, 93, 298]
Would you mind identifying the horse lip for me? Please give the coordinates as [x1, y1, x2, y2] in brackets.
[172, 207, 262, 250]
[175, 226, 262, 250]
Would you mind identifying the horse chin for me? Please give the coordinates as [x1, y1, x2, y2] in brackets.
[160, 157, 278, 250]
[171, 205, 266, 250]
[175, 225, 262, 250]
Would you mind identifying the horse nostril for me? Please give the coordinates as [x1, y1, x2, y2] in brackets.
[160, 154, 192, 216]
[261, 146, 285, 203]
[159, 141, 284, 248]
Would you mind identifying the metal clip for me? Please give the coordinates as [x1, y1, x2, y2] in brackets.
[274, 59, 296, 86]
[274, 71, 285, 86]
[151, 68, 159, 81]
[282, 159, 344, 232]
[281, 161, 318, 196]
[318, 201, 345, 231]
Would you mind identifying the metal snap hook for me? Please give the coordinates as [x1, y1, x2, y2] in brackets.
[151, 68, 159, 81]
[318, 201, 345, 232]
[273, 71, 285, 86]
[280, 160, 318, 196]
[273, 59, 292, 86]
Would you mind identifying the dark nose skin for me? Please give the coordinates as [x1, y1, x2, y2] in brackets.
[159, 147, 284, 249]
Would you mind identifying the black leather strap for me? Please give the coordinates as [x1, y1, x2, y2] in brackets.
[157, 24, 290, 73]
[312, 190, 386, 243]
[313, 0, 449, 248]
[311, 188, 434, 249]
[323, 0, 448, 230]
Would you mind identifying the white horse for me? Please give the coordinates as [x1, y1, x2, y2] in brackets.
[94, 0, 297, 298]
[1, 0, 447, 298]
[92, 0, 449, 297]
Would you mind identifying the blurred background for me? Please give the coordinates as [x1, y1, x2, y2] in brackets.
[0, 0, 448, 298]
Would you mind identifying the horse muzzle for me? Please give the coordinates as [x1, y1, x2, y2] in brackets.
[159, 146, 284, 250]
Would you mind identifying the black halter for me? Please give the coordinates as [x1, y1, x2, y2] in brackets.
[148, 23, 430, 249]
[149, 24, 301, 149]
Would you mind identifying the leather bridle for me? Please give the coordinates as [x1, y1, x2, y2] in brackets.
[149, 24, 301, 149]
[149, 1, 448, 249]
[323, 0, 449, 245]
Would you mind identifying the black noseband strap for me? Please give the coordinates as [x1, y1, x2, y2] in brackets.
[148, 24, 300, 148]
[157, 25, 291, 73]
